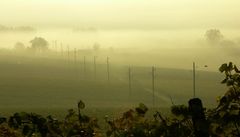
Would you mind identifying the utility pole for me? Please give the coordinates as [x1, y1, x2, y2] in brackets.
[60, 43, 63, 57]
[52, 41, 54, 50]
[67, 45, 70, 63]
[152, 66, 155, 107]
[193, 62, 196, 98]
[74, 48, 78, 77]
[107, 57, 110, 82]
[74, 48, 77, 65]
[94, 56, 97, 79]
[128, 66, 132, 98]
[55, 40, 57, 52]
[84, 56, 86, 79]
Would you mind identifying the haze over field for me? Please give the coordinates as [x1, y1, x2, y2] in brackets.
[0, 0, 239, 111]
[0, 0, 240, 71]
[0, 1, 239, 137]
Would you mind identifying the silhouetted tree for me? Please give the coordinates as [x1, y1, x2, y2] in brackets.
[30, 37, 48, 51]
[93, 43, 100, 51]
[14, 42, 25, 51]
[205, 29, 223, 45]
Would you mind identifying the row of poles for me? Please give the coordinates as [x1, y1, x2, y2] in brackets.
[51, 40, 197, 106]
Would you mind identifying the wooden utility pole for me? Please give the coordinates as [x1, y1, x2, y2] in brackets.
[74, 48, 77, 65]
[94, 56, 97, 79]
[84, 56, 86, 79]
[52, 41, 54, 50]
[60, 43, 63, 56]
[74, 48, 78, 77]
[107, 57, 110, 82]
[128, 66, 132, 98]
[67, 45, 70, 63]
[152, 66, 155, 107]
[55, 40, 58, 52]
[193, 62, 196, 98]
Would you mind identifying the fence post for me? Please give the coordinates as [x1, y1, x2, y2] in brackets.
[188, 98, 209, 137]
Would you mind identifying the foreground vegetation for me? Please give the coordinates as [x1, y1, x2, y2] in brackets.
[0, 62, 239, 137]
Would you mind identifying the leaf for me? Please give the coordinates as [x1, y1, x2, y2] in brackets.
[229, 109, 239, 116]
[135, 103, 148, 115]
[22, 125, 31, 136]
[219, 63, 228, 73]
[209, 123, 220, 135]
[106, 131, 113, 137]
[171, 105, 189, 117]
[78, 100, 85, 109]
[228, 62, 233, 71]
[219, 111, 226, 118]
[221, 78, 228, 84]
[226, 79, 234, 86]
[234, 65, 240, 73]
[232, 73, 240, 81]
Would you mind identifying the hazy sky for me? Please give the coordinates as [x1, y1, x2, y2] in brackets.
[1, 0, 240, 29]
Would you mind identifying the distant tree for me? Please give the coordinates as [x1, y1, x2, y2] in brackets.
[109, 46, 114, 52]
[30, 37, 48, 51]
[93, 43, 100, 51]
[14, 42, 25, 50]
[205, 29, 224, 45]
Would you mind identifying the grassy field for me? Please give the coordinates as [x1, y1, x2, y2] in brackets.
[0, 53, 227, 119]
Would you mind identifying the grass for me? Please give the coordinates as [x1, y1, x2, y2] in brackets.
[0, 53, 226, 118]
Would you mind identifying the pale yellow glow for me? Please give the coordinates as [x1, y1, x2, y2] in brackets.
[0, 0, 240, 29]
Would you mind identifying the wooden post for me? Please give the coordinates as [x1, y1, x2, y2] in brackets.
[193, 62, 196, 98]
[60, 43, 63, 57]
[52, 41, 54, 50]
[55, 40, 57, 52]
[84, 56, 86, 79]
[74, 48, 78, 77]
[128, 66, 132, 98]
[152, 66, 155, 107]
[94, 56, 97, 79]
[189, 98, 209, 137]
[74, 48, 77, 65]
[67, 45, 70, 63]
[107, 57, 110, 82]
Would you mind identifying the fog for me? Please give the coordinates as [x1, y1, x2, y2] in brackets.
[1, 0, 240, 29]
[1, 27, 240, 71]
[0, 0, 240, 71]
[0, 0, 239, 110]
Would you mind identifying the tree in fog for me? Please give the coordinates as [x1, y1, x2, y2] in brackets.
[30, 37, 48, 51]
[93, 43, 100, 51]
[14, 42, 25, 50]
[205, 29, 223, 45]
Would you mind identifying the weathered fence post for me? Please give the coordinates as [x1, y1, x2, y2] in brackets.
[188, 98, 209, 137]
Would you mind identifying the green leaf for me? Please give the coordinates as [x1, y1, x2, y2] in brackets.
[221, 78, 228, 84]
[232, 73, 240, 81]
[228, 62, 233, 71]
[78, 100, 85, 109]
[219, 111, 226, 118]
[229, 109, 239, 116]
[226, 79, 234, 86]
[135, 103, 148, 115]
[234, 65, 239, 73]
[219, 63, 228, 72]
